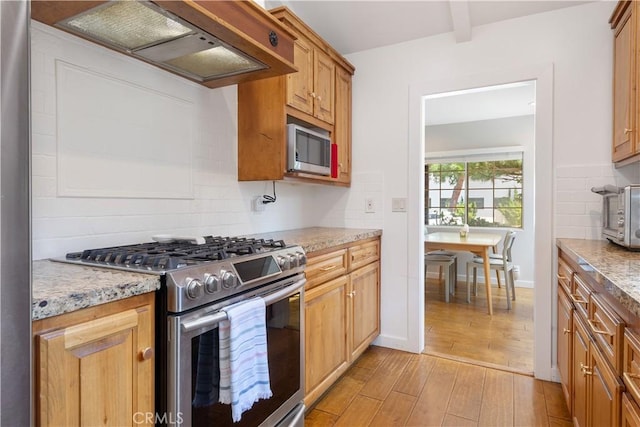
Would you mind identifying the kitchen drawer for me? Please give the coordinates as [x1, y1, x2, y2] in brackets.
[624, 329, 640, 404]
[557, 257, 574, 295]
[571, 274, 591, 320]
[348, 240, 380, 271]
[589, 293, 625, 375]
[623, 392, 640, 427]
[305, 249, 349, 289]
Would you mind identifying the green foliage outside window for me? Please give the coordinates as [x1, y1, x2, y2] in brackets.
[426, 158, 523, 228]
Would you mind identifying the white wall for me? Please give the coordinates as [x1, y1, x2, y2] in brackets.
[30, 22, 323, 260]
[304, 1, 621, 379]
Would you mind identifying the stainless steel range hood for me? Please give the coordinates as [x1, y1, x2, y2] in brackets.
[58, 1, 265, 82]
[31, 0, 297, 89]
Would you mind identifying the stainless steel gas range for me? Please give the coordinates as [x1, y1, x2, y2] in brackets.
[56, 235, 307, 426]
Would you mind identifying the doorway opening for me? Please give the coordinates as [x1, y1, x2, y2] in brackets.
[408, 65, 554, 380]
[422, 81, 535, 374]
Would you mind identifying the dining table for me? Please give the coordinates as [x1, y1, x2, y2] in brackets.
[424, 231, 503, 315]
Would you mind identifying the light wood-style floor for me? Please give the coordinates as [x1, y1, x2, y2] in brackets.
[304, 345, 571, 426]
[424, 277, 534, 374]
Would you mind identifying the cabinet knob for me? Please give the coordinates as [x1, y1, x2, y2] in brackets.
[625, 128, 633, 134]
[140, 347, 154, 361]
[580, 362, 592, 377]
[317, 95, 322, 102]
[309, 92, 316, 98]
[562, 328, 571, 335]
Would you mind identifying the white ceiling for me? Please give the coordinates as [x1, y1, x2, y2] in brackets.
[425, 80, 536, 125]
[266, 0, 594, 55]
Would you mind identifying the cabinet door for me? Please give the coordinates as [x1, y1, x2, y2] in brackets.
[349, 262, 380, 361]
[623, 393, 640, 427]
[557, 287, 573, 410]
[313, 49, 335, 124]
[334, 66, 352, 184]
[36, 305, 154, 426]
[612, 1, 635, 162]
[287, 37, 314, 115]
[573, 314, 589, 427]
[589, 342, 623, 427]
[304, 275, 349, 404]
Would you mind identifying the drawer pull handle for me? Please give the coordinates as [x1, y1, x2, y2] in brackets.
[556, 274, 567, 280]
[625, 128, 633, 134]
[569, 293, 587, 305]
[320, 265, 338, 272]
[587, 319, 613, 336]
[580, 362, 593, 377]
[352, 251, 376, 262]
[563, 328, 571, 335]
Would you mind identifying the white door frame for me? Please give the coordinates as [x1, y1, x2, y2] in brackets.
[407, 63, 554, 380]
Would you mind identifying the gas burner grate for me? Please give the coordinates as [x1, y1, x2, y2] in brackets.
[64, 235, 288, 272]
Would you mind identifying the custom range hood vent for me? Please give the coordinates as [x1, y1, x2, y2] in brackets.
[31, 1, 297, 89]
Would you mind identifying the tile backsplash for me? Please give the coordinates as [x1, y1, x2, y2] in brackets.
[30, 23, 320, 260]
[555, 163, 640, 239]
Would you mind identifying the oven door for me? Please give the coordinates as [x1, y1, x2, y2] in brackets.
[167, 277, 305, 426]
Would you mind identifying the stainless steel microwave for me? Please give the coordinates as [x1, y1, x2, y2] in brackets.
[592, 184, 640, 249]
[287, 124, 331, 176]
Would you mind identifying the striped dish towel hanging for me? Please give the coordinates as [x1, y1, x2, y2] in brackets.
[218, 297, 272, 422]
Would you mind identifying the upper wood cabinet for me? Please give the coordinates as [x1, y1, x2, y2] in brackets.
[611, 1, 639, 164]
[237, 6, 355, 186]
[287, 38, 335, 123]
[33, 293, 155, 426]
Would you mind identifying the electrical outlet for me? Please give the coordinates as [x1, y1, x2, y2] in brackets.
[365, 198, 375, 213]
[391, 198, 407, 212]
[252, 196, 265, 212]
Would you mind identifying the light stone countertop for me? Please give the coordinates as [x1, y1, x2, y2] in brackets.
[247, 227, 382, 254]
[32, 227, 382, 321]
[32, 260, 161, 321]
[557, 238, 640, 318]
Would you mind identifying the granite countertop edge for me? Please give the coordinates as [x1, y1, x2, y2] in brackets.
[32, 227, 382, 321]
[557, 238, 640, 318]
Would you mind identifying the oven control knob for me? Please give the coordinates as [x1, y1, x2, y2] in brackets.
[277, 255, 290, 270]
[221, 270, 237, 289]
[185, 277, 204, 300]
[288, 253, 298, 268]
[204, 274, 220, 293]
[295, 251, 307, 267]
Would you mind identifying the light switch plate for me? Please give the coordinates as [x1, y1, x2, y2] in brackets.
[392, 198, 407, 212]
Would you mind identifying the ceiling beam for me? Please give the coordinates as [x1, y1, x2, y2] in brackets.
[449, 0, 472, 43]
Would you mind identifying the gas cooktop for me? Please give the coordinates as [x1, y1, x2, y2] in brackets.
[60, 235, 288, 273]
[53, 235, 307, 313]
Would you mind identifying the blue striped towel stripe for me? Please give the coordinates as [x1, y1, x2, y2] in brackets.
[218, 297, 272, 422]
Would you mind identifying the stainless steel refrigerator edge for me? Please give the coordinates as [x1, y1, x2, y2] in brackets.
[1, 1, 31, 425]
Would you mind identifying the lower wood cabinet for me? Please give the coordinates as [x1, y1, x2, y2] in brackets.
[623, 392, 640, 426]
[557, 286, 573, 411]
[558, 249, 626, 427]
[304, 237, 381, 407]
[305, 275, 350, 405]
[33, 293, 155, 426]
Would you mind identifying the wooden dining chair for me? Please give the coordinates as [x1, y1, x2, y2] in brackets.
[465, 230, 517, 309]
[425, 253, 456, 302]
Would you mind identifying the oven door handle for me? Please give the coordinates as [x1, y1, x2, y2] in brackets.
[180, 278, 306, 333]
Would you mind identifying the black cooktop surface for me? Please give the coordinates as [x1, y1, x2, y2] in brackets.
[64, 236, 287, 271]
